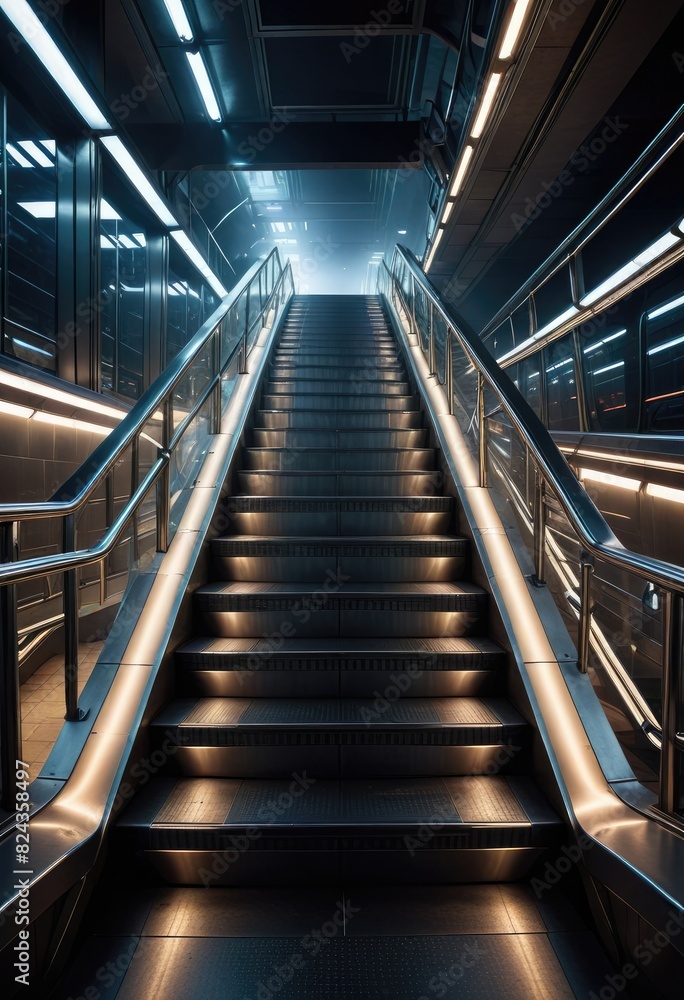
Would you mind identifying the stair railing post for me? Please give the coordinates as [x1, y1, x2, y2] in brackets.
[0, 521, 21, 809]
[477, 372, 488, 488]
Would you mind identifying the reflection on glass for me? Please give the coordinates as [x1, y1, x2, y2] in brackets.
[645, 297, 684, 432]
[100, 199, 147, 399]
[581, 324, 632, 431]
[4, 97, 57, 369]
[544, 334, 579, 431]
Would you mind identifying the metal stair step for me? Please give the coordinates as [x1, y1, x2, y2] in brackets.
[176, 635, 505, 698]
[264, 380, 412, 395]
[211, 535, 468, 582]
[221, 496, 454, 536]
[148, 696, 528, 777]
[116, 774, 561, 883]
[254, 410, 423, 429]
[236, 470, 442, 497]
[241, 447, 437, 472]
[195, 581, 488, 638]
[261, 394, 419, 410]
[249, 428, 428, 448]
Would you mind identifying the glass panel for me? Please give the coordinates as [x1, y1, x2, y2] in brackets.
[544, 334, 579, 431]
[100, 195, 147, 400]
[580, 321, 633, 431]
[167, 243, 205, 363]
[4, 97, 57, 369]
[644, 295, 684, 432]
[510, 353, 542, 417]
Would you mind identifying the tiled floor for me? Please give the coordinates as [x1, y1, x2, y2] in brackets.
[20, 641, 104, 773]
[50, 881, 623, 999]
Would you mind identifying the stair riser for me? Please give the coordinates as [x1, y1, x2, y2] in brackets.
[213, 554, 466, 583]
[199, 609, 485, 638]
[141, 848, 546, 886]
[265, 381, 411, 395]
[254, 410, 423, 429]
[241, 451, 436, 472]
[237, 472, 442, 496]
[249, 430, 427, 448]
[158, 745, 523, 778]
[270, 365, 405, 378]
[226, 510, 453, 536]
[262, 395, 418, 411]
[274, 352, 402, 363]
[181, 669, 499, 699]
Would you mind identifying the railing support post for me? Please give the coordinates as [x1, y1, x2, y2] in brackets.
[239, 294, 250, 374]
[578, 559, 594, 674]
[445, 330, 454, 415]
[157, 399, 172, 554]
[532, 471, 546, 586]
[428, 301, 436, 376]
[660, 590, 682, 814]
[477, 372, 488, 488]
[62, 514, 82, 721]
[0, 521, 21, 809]
[212, 325, 223, 435]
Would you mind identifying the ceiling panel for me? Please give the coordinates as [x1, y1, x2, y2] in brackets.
[264, 37, 408, 109]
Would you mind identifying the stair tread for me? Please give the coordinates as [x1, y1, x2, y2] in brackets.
[197, 581, 486, 597]
[118, 775, 561, 830]
[177, 636, 503, 656]
[153, 696, 523, 729]
[225, 496, 453, 510]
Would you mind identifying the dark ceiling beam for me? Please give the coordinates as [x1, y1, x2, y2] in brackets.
[125, 122, 425, 171]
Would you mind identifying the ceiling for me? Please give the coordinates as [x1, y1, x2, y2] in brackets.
[2, 0, 680, 311]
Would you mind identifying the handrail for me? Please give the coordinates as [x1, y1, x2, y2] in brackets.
[0, 247, 294, 809]
[382, 245, 684, 815]
[479, 104, 684, 347]
[388, 247, 684, 596]
[0, 247, 281, 524]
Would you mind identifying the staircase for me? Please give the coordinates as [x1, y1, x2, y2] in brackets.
[119, 294, 561, 885]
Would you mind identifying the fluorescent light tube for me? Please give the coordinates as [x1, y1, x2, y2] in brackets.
[648, 294, 684, 320]
[161, 0, 194, 42]
[0, 0, 111, 130]
[580, 262, 640, 307]
[442, 201, 455, 224]
[117, 235, 138, 250]
[100, 136, 178, 227]
[581, 468, 641, 492]
[100, 199, 122, 220]
[0, 370, 125, 420]
[583, 329, 627, 353]
[592, 361, 624, 376]
[186, 50, 221, 122]
[535, 306, 579, 339]
[647, 334, 684, 357]
[6, 142, 34, 168]
[449, 145, 474, 198]
[471, 73, 502, 139]
[646, 483, 684, 504]
[40, 139, 56, 156]
[425, 228, 445, 271]
[582, 231, 682, 307]
[170, 230, 227, 297]
[18, 139, 53, 167]
[19, 201, 56, 218]
[499, 0, 532, 60]
[0, 400, 35, 419]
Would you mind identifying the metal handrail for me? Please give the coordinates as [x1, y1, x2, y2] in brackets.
[382, 246, 684, 813]
[0, 248, 282, 524]
[0, 248, 294, 808]
[479, 104, 684, 349]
